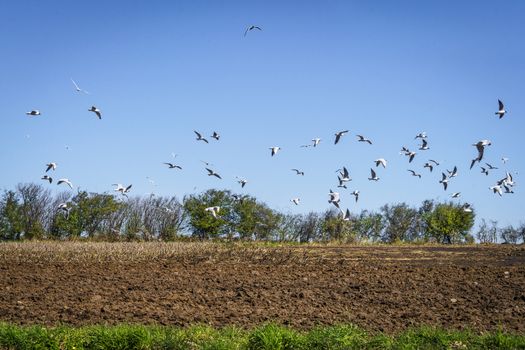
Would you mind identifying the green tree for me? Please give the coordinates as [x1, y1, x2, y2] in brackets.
[183, 189, 233, 239]
[381, 203, 421, 242]
[321, 208, 355, 242]
[354, 210, 384, 242]
[423, 202, 475, 243]
[0, 190, 23, 240]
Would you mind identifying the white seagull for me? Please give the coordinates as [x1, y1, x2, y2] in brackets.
[45, 162, 57, 172]
[26, 110, 41, 116]
[375, 158, 387, 168]
[312, 138, 321, 147]
[451, 192, 461, 198]
[462, 203, 473, 213]
[418, 139, 429, 151]
[439, 173, 449, 191]
[334, 130, 349, 145]
[343, 208, 351, 221]
[236, 177, 248, 188]
[447, 166, 458, 178]
[338, 167, 351, 183]
[480, 167, 489, 176]
[71, 78, 89, 94]
[414, 132, 427, 139]
[470, 140, 492, 169]
[328, 190, 341, 210]
[489, 185, 503, 196]
[194, 131, 209, 143]
[270, 146, 281, 156]
[113, 183, 132, 196]
[57, 178, 74, 189]
[205, 206, 221, 219]
[88, 106, 102, 119]
[291, 198, 300, 206]
[291, 169, 305, 176]
[368, 168, 379, 181]
[423, 162, 434, 172]
[350, 190, 359, 202]
[495, 99, 506, 119]
[41, 175, 53, 184]
[211, 131, 220, 141]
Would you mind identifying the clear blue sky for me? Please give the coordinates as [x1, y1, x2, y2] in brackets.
[1, 0, 524, 228]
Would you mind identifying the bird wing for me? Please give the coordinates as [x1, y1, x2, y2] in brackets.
[194, 130, 202, 138]
[214, 173, 222, 179]
[476, 143, 484, 160]
[498, 99, 504, 110]
[334, 134, 341, 144]
[206, 168, 213, 174]
[343, 167, 349, 178]
[71, 78, 80, 90]
[125, 184, 132, 191]
[164, 163, 173, 167]
[254, 26, 262, 31]
[371, 169, 376, 178]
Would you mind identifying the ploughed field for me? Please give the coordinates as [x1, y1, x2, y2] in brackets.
[0, 242, 524, 333]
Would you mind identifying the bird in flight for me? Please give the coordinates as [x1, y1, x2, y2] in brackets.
[236, 177, 248, 188]
[439, 173, 449, 190]
[312, 138, 321, 147]
[343, 208, 351, 221]
[470, 140, 492, 169]
[462, 203, 473, 213]
[480, 167, 489, 176]
[290, 198, 300, 206]
[57, 178, 74, 189]
[414, 132, 427, 140]
[205, 206, 220, 219]
[375, 158, 387, 168]
[407, 169, 422, 178]
[113, 183, 132, 196]
[485, 163, 498, 170]
[270, 146, 281, 156]
[26, 110, 41, 116]
[495, 99, 506, 119]
[334, 130, 349, 145]
[41, 175, 52, 184]
[163, 163, 182, 170]
[291, 169, 305, 176]
[338, 167, 351, 183]
[211, 131, 220, 141]
[206, 168, 222, 179]
[489, 185, 503, 196]
[356, 135, 372, 145]
[88, 106, 102, 119]
[194, 131, 208, 143]
[447, 166, 458, 178]
[45, 162, 57, 172]
[451, 192, 461, 198]
[368, 168, 379, 181]
[423, 162, 434, 172]
[244, 25, 262, 36]
[328, 190, 341, 210]
[71, 78, 89, 94]
[418, 139, 429, 151]
[350, 190, 359, 202]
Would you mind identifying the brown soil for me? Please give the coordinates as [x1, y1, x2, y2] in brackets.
[0, 243, 524, 333]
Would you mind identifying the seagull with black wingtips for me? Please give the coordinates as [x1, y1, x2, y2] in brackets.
[58, 178, 74, 189]
[375, 158, 387, 168]
[368, 168, 379, 181]
[447, 166, 458, 178]
[480, 167, 489, 176]
[45, 162, 57, 172]
[291, 198, 300, 206]
[211, 131, 220, 141]
[495, 99, 506, 119]
[270, 146, 281, 156]
[244, 25, 262, 36]
[41, 175, 52, 184]
[291, 169, 305, 176]
[26, 110, 41, 116]
[328, 190, 342, 211]
[343, 208, 351, 221]
[163, 162, 182, 170]
[408, 169, 422, 178]
[451, 192, 461, 198]
[334, 130, 349, 145]
[489, 185, 503, 196]
[418, 139, 429, 151]
[350, 190, 359, 202]
[88, 106, 102, 119]
[423, 162, 434, 172]
[439, 173, 449, 191]
[205, 206, 220, 219]
[194, 130, 208, 143]
[206, 168, 222, 179]
[470, 140, 492, 169]
[356, 135, 372, 144]
[415, 132, 427, 140]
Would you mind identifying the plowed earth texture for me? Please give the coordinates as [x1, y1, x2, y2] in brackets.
[0, 242, 524, 333]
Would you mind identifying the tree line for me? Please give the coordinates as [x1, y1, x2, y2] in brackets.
[1, 183, 523, 244]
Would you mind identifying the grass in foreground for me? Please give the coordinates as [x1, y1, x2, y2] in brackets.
[0, 323, 524, 350]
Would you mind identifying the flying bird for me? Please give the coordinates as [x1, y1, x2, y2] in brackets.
[244, 25, 262, 36]
[439, 173, 449, 191]
[338, 167, 351, 183]
[311, 138, 321, 147]
[502, 157, 509, 164]
[375, 158, 387, 168]
[163, 163, 182, 170]
[407, 169, 422, 178]
[480, 167, 489, 176]
[334, 130, 349, 145]
[406, 151, 417, 163]
[451, 192, 461, 198]
[26, 110, 41, 116]
[57, 178, 73, 189]
[495, 99, 506, 119]
[423, 162, 434, 172]
[113, 183, 132, 196]
[206, 168, 222, 179]
[291, 198, 300, 206]
[291, 169, 305, 176]
[485, 163, 498, 170]
[45, 162, 57, 172]
[356, 135, 372, 144]
[350, 190, 359, 202]
[489, 185, 503, 196]
[368, 168, 379, 181]
[71, 78, 89, 94]
[343, 208, 351, 221]
[470, 140, 492, 169]
[447, 166, 458, 178]
[205, 206, 220, 219]
[328, 190, 341, 210]
[462, 203, 473, 213]
[88, 106, 101, 119]
[418, 139, 429, 151]
[429, 159, 440, 166]
[236, 177, 248, 188]
[57, 203, 71, 218]
[194, 131, 208, 143]
[270, 146, 281, 156]
[211, 131, 220, 141]
[41, 175, 52, 184]
[415, 132, 427, 139]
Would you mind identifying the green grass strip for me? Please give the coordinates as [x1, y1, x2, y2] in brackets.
[0, 323, 524, 350]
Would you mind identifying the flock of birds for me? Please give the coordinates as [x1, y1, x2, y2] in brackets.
[21, 26, 517, 222]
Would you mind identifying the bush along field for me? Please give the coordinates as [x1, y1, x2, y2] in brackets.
[2, 183, 524, 243]
[0, 323, 525, 350]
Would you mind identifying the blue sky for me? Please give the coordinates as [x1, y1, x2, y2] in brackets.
[1, 0, 524, 228]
